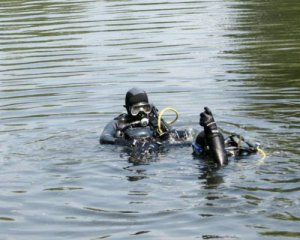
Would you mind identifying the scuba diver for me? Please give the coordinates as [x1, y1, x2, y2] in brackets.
[100, 88, 191, 146]
[100, 88, 261, 166]
[192, 107, 261, 166]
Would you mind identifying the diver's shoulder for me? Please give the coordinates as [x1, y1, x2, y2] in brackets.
[114, 113, 129, 121]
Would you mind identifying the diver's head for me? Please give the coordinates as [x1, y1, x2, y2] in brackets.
[124, 88, 152, 120]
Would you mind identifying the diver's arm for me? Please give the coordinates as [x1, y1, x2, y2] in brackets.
[100, 120, 119, 144]
[100, 120, 129, 145]
[205, 129, 227, 166]
[200, 107, 228, 166]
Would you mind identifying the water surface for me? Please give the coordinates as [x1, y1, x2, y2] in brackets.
[1, 0, 300, 239]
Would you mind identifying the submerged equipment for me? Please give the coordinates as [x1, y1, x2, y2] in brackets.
[123, 126, 160, 154]
[193, 133, 267, 161]
[225, 134, 259, 156]
[224, 134, 267, 160]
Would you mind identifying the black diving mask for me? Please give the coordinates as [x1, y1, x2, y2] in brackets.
[129, 103, 152, 116]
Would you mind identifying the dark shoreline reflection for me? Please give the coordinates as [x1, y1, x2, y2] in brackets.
[224, 0, 300, 85]
[222, 0, 300, 153]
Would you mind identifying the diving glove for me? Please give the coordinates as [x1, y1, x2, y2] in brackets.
[200, 107, 219, 136]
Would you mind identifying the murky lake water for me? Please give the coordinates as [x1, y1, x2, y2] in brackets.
[1, 0, 299, 239]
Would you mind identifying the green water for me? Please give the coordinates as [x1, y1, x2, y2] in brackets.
[1, 0, 299, 239]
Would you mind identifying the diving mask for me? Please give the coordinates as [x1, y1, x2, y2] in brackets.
[130, 103, 152, 116]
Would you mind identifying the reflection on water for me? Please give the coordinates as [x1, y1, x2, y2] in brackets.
[222, 0, 300, 157]
[1, 0, 299, 239]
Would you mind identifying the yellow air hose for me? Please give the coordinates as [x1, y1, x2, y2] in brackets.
[157, 107, 179, 136]
[257, 146, 267, 160]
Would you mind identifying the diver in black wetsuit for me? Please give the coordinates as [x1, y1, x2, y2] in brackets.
[100, 88, 259, 166]
[193, 107, 260, 165]
[193, 107, 228, 165]
[100, 88, 190, 146]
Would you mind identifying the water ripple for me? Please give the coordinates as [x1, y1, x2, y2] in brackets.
[1, 0, 300, 239]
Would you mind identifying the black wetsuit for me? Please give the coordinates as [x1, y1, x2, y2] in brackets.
[101, 88, 253, 166]
[100, 106, 258, 166]
[100, 107, 190, 145]
[193, 131, 259, 163]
